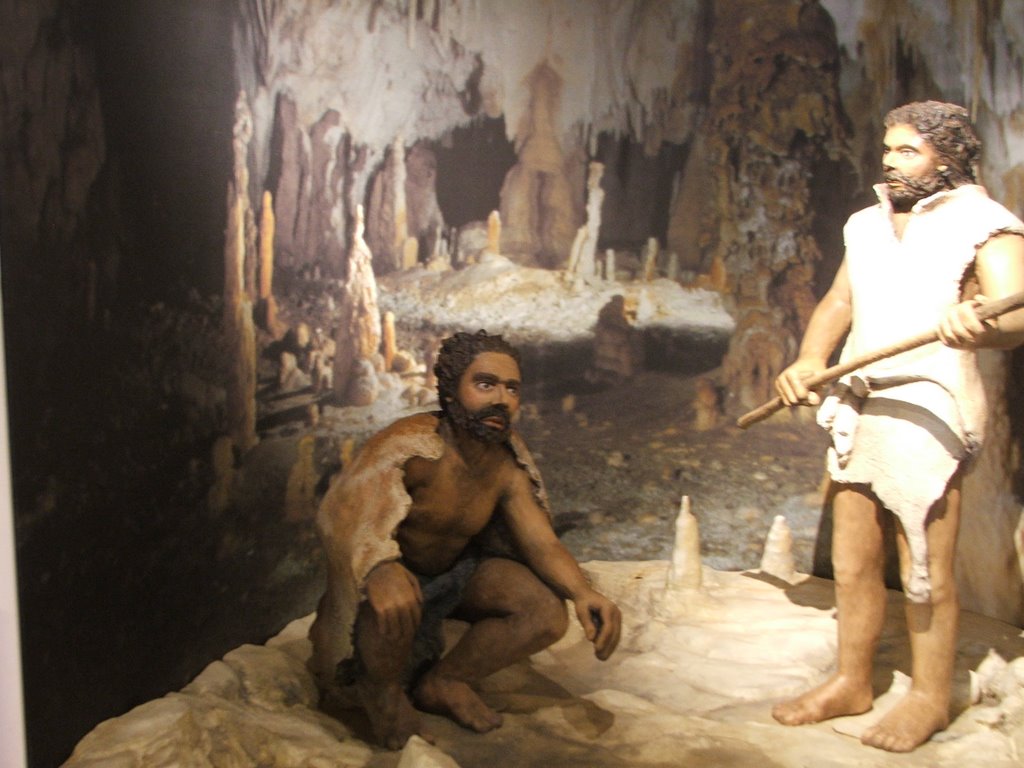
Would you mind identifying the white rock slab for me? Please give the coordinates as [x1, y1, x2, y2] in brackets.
[64, 562, 1024, 768]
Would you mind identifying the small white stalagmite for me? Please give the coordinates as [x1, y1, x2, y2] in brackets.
[666, 495, 702, 590]
[604, 248, 616, 281]
[760, 514, 797, 583]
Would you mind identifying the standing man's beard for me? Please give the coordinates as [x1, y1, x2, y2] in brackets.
[884, 169, 949, 212]
[446, 400, 512, 444]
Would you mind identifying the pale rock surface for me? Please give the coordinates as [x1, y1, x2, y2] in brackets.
[65, 561, 1024, 768]
[377, 254, 733, 347]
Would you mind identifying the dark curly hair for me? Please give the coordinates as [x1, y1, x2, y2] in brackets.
[884, 101, 981, 186]
[434, 330, 521, 413]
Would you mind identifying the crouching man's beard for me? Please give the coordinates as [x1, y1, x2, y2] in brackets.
[447, 401, 512, 444]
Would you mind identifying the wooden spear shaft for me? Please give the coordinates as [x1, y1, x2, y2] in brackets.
[736, 289, 1024, 430]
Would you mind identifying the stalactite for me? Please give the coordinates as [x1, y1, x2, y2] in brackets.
[499, 63, 579, 268]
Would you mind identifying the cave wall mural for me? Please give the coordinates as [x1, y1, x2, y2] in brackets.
[2, 0, 1023, 764]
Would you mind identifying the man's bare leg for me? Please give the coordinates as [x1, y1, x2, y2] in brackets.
[413, 558, 568, 733]
[773, 483, 887, 725]
[862, 475, 961, 752]
[353, 603, 431, 750]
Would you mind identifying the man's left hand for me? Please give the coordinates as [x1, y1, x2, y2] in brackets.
[938, 295, 994, 349]
[574, 592, 622, 660]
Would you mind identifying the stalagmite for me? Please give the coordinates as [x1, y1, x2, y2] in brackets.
[580, 162, 604, 277]
[642, 237, 659, 281]
[405, 143, 444, 262]
[692, 377, 721, 431]
[258, 191, 274, 301]
[257, 190, 283, 334]
[721, 308, 789, 412]
[367, 136, 409, 273]
[332, 204, 382, 405]
[1014, 513, 1024, 589]
[391, 138, 408, 264]
[568, 162, 605, 277]
[587, 295, 642, 384]
[605, 248, 616, 281]
[666, 495, 702, 590]
[486, 210, 501, 256]
[223, 90, 258, 454]
[760, 515, 797, 583]
[566, 227, 587, 275]
[207, 435, 235, 515]
[401, 236, 419, 270]
[666, 251, 680, 281]
[382, 311, 397, 372]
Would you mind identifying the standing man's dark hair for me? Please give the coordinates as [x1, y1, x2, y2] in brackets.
[884, 100, 981, 186]
[434, 330, 521, 413]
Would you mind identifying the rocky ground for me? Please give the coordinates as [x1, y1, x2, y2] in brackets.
[516, 368, 830, 574]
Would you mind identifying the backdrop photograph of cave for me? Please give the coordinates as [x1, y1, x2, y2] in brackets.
[3, 1, 1024, 766]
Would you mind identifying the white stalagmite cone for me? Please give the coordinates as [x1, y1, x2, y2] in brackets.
[760, 515, 796, 582]
[667, 495, 702, 590]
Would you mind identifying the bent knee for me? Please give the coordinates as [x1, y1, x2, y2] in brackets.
[528, 591, 569, 645]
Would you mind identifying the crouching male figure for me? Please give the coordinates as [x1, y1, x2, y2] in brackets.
[309, 330, 622, 749]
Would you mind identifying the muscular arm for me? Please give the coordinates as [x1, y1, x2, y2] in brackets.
[775, 259, 853, 405]
[499, 467, 621, 660]
[939, 232, 1024, 350]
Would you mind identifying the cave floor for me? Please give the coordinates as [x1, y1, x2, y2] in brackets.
[516, 369, 830, 574]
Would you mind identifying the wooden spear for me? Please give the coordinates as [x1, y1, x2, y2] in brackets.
[736, 289, 1024, 429]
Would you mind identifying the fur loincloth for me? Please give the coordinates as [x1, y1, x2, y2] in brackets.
[818, 379, 966, 602]
[821, 183, 1024, 602]
[307, 411, 550, 684]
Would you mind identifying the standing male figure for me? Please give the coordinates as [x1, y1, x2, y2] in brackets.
[309, 330, 622, 749]
[772, 101, 1024, 752]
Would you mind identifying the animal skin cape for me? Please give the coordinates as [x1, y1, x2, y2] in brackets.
[307, 411, 550, 684]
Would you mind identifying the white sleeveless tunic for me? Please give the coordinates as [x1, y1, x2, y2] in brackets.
[818, 184, 1024, 602]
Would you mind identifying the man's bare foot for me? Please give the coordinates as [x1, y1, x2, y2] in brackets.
[861, 691, 948, 752]
[355, 679, 432, 750]
[772, 675, 874, 725]
[414, 672, 504, 733]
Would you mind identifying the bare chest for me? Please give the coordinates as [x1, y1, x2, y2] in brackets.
[402, 454, 508, 538]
